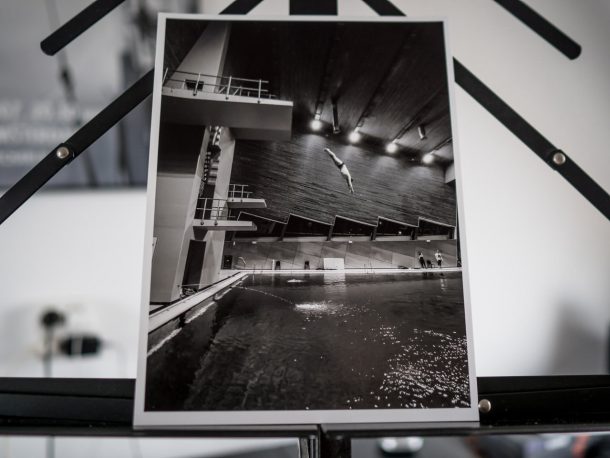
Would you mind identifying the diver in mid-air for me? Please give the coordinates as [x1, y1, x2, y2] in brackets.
[324, 148, 354, 194]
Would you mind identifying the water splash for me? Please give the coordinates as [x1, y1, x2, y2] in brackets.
[295, 301, 333, 312]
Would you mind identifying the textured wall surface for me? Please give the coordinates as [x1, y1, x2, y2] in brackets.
[150, 123, 206, 303]
[222, 239, 457, 270]
[230, 132, 457, 227]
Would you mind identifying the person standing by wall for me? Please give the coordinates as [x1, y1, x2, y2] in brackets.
[435, 249, 443, 268]
[418, 251, 426, 269]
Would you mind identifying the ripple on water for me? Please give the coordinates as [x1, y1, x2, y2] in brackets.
[150, 273, 469, 411]
[377, 329, 470, 408]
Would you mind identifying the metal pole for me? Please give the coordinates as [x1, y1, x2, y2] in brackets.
[193, 73, 201, 96]
[257, 79, 262, 103]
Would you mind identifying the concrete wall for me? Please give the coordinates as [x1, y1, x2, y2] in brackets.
[445, 161, 455, 184]
[168, 22, 230, 88]
[150, 124, 207, 303]
[199, 128, 236, 288]
[230, 132, 457, 227]
[222, 239, 458, 270]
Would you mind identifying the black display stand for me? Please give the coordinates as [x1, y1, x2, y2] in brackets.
[0, 2, 608, 457]
[1, 376, 610, 457]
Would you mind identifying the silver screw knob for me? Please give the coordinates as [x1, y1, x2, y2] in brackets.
[552, 152, 566, 166]
[56, 146, 70, 160]
[478, 398, 492, 414]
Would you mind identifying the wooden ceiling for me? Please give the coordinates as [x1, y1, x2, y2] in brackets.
[163, 19, 454, 163]
[222, 20, 454, 162]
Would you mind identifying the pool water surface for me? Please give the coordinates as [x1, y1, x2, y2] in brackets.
[145, 271, 470, 411]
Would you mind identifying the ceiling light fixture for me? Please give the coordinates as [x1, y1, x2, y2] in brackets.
[348, 128, 361, 143]
[386, 141, 398, 153]
[422, 153, 434, 164]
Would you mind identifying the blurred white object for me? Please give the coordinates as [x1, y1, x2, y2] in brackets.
[379, 437, 425, 454]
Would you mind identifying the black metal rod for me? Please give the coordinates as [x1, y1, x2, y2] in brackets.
[0, 70, 153, 225]
[493, 0, 581, 59]
[453, 60, 609, 220]
[547, 152, 610, 221]
[221, 0, 266, 15]
[65, 70, 153, 153]
[360, 0, 404, 16]
[290, 0, 338, 15]
[453, 60, 554, 156]
[41, 0, 126, 56]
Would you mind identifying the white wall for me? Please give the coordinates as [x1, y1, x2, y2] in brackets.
[0, 190, 145, 379]
[0, 189, 294, 456]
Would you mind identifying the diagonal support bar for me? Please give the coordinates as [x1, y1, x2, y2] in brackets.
[0, 70, 154, 225]
[290, 0, 338, 15]
[41, 0, 126, 56]
[493, 0, 581, 59]
[221, 0, 265, 14]
[453, 60, 609, 220]
[360, 0, 404, 16]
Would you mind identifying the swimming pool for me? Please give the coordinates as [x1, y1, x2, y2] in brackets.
[145, 271, 469, 411]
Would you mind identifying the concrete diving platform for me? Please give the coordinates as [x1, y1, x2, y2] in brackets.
[161, 88, 293, 141]
[195, 220, 258, 231]
[226, 198, 267, 209]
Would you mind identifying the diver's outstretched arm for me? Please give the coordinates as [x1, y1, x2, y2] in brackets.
[324, 148, 343, 167]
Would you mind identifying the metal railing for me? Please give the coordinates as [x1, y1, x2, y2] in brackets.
[163, 68, 276, 101]
[228, 183, 253, 199]
[196, 186, 258, 224]
[196, 198, 234, 224]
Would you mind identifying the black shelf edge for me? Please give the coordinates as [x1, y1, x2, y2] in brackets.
[0, 376, 609, 437]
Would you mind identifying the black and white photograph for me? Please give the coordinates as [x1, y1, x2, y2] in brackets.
[135, 14, 478, 426]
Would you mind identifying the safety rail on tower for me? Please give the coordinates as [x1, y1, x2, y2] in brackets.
[228, 184, 253, 199]
[163, 68, 276, 102]
[196, 198, 235, 223]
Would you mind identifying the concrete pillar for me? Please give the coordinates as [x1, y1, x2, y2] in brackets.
[444, 161, 455, 184]
[150, 23, 231, 304]
[199, 127, 236, 288]
[150, 125, 209, 303]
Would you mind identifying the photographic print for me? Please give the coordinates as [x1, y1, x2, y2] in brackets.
[135, 14, 478, 426]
